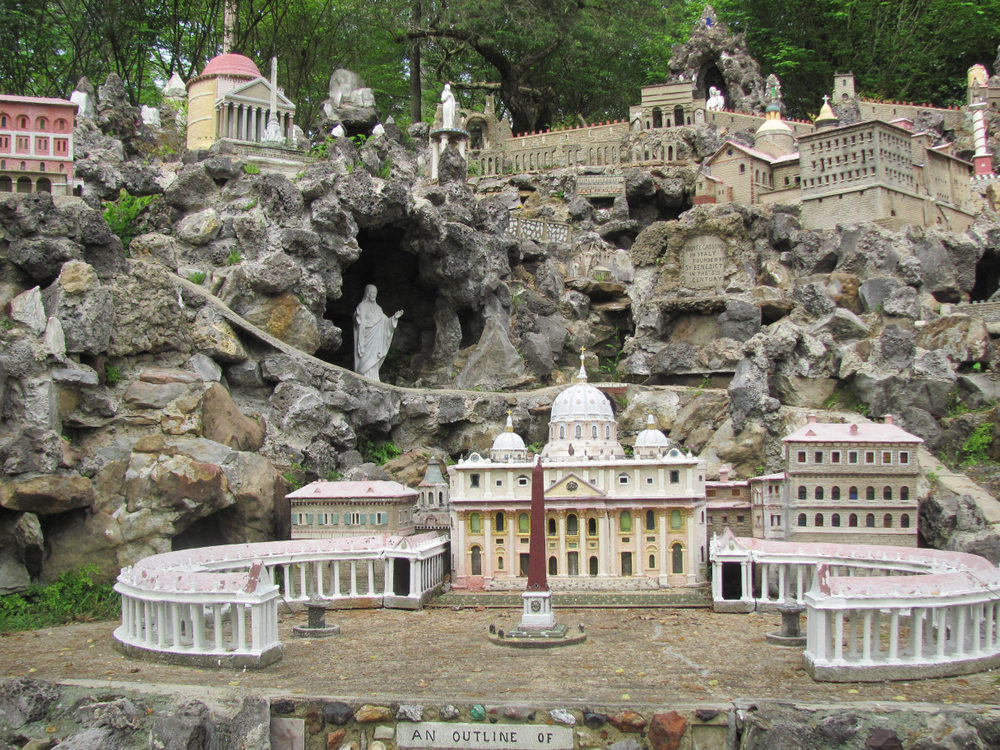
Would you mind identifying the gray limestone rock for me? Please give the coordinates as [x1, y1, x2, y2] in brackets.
[0, 427, 62, 476]
[218, 696, 271, 750]
[165, 164, 219, 211]
[728, 356, 769, 432]
[455, 320, 527, 390]
[0, 677, 59, 728]
[244, 252, 303, 294]
[717, 300, 761, 342]
[651, 342, 698, 376]
[915, 315, 992, 365]
[268, 381, 328, 434]
[876, 325, 915, 372]
[255, 173, 304, 227]
[882, 285, 921, 318]
[108, 261, 191, 357]
[176, 208, 222, 246]
[807, 309, 870, 342]
[43, 261, 114, 355]
[226, 361, 266, 389]
[151, 700, 214, 750]
[858, 277, 900, 313]
[9, 237, 85, 281]
[793, 282, 835, 318]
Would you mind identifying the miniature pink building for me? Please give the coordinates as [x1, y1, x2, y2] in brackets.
[286, 480, 418, 539]
[0, 95, 77, 195]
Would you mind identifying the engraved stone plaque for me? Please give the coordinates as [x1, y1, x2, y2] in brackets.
[399, 724, 574, 750]
[682, 235, 726, 289]
[577, 175, 626, 198]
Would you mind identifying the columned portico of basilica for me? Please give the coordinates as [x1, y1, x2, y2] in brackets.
[449, 357, 708, 590]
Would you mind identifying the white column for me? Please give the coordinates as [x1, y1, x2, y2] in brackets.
[796, 565, 805, 603]
[777, 565, 787, 604]
[889, 609, 900, 661]
[484, 515, 493, 579]
[299, 564, 308, 599]
[986, 602, 995, 650]
[349, 561, 358, 596]
[236, 604, 246, 651]
[333, 561, 342, 597]
[156, 602, 166, 647]
[192, 604, 205, 651]
[937, 608, 948, 659]
[171, 603, 182, 648]
[367, 560, 375, 596]
[213, 605, 224, 651]
[834, 610, 845, 661]
[557, 514, 567, 578]
[957, 605, 968, 656]
[910, 607, 924, 661]
[759, 564, 770, 603]
[282, 564, 292, 598]
[409, 559, 420, 596]
[600, 511, 612, 576]
[813, 608, 828, 662]
[251, 605, 263, 651]
[848, 610, 858, 658]
[316, 560, 324, 597]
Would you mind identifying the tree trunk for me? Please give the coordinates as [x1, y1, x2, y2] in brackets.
[409, 0, 422, 123]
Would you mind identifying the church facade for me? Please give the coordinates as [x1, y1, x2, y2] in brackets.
[448, 361, 708, 590]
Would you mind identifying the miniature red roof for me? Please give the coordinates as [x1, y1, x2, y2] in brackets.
[201, 53, 262, 79]
[0, 94, 76, 108]
[782, 421, 923, 444]
[286, 480, 418, 500]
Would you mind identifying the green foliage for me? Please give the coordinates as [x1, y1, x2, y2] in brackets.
[324, 469, 343, 481]
[283, 461, 306, 491]
[310, 136, 336, 159]
[0, 565, 120, 633]
[187, 271, 207, 284]
[104, 365, 122, 385]
[351, 134, 369, 148]
[925, 468, 940, 483]
[225, 248, 242, 266]
[622, 444, 634, 457]
[0, 316, 13, 331]
[961, 422, 995, 466]
[360, 440, 402, 465]
[467, 160, 481, 177]
[973, 362, 983, 372]
[526, 442, 544, 454]
[103, 189, 155, 250]
[243, 162, 261, 175]
[377, 157, 393, 180]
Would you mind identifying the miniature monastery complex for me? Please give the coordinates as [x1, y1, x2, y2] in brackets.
[0, 95, 77, 195]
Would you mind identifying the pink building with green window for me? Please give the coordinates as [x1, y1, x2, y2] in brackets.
[0, 95, 77, 196]
[783, 414, 922, 546]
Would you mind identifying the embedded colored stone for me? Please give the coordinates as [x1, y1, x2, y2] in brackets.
[327, 729, 347, 750]
[550, 710, 576, 727]
[324, 702, 353, 726]
[370, 741, 388, 750]
[648, 712, 687, 750]
[608, 740, 640, 750]
[355, 705, 392, 723]
[374, 726, 395, 740]
[865, 728, 903, 750]
[503, 707, 522, 720]
[583, 712, 608, 729]
[609, 710, 646, 733]
[694, 709, 720, 722]
[576, 731, 602, 749]
[396, 705, 423, 722]
[439, 705, 460, 720]
[273, 700, 296, 714]
[470, 705, 486, 721]
[306, 708, 324, 735]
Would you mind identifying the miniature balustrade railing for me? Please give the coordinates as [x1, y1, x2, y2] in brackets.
[710, 532, 1000, 681]
[114, 533, 448, 668]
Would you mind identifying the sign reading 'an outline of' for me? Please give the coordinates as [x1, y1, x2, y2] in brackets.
[681, 235, 726, 289]
[399, 723, 574, 750]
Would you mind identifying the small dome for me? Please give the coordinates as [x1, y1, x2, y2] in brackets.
[201, 53, 262, 79]
[635, 414, 670, 449]
[492, 415, 526, 452]
[551, 382, 615, 422]
[756, 117, 793, 136]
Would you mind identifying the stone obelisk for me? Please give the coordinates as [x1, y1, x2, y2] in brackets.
[517, 456, 557, 630]
[262, 56, 285, 145]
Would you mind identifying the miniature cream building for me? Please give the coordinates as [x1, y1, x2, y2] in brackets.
[705, 465, 752, 544]
[287, 480, 417, 538]
[448, 359, 708, 589]
[414, 460, 450, 532]
[783, 414, 922, 546]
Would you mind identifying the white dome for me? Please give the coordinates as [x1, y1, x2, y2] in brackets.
[551, 382, 615, 422]
[492, 430, 526, 451]
[635, 415, 670, 449]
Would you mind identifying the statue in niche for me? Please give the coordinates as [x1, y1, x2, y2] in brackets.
[354, 285, 402, 382]
[706, 86, 725, 111]
[441, 83, 457, 129]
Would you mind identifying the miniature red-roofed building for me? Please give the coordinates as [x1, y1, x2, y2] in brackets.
[0, 95, 78, 196]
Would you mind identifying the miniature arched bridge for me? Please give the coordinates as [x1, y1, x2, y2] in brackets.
[113, 533, 449, 668]
[710, 530, 1000, 681]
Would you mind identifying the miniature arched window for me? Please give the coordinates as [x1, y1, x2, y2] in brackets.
[797, 513, 807, 527]
[668, 145, 674, 161]
[674, 106, 684, 128]
[38, 162, 44, 172]
[883, 486, 892, 500]
[649, 554, 656, 569]
[866, 486, 875, 501]
[588, 517, 597, 536]
[619, 511, 632, 532]
[739, 163, 745, 173]
[19, 161, 25, 170]
[900, 486, 909, 502]
[832, 513, 841, 527]
[575, 424, 583, 439]
[55, 119, 67, 132]
[849, 513, 858, 527]
[36, 177, 50, 193]
[814, 513, 823, 526]
[559, 425, 565, 439]
[652, 107, 663, 128]
[567, 514, 578, 536]
[815, 487, 824, 500]
[866, 513, 876, 528]
[645, 510, 655, 531]
[471, 546, 482, 575]
[17, 116, 28, 129]
[605, 425, 611, 439]
[671, 543, 684, 573]
[36, 117, 47, 130]
[849, 486, 858, 500]
[469, 512, 482, 534]
[798, 486, 807, 500]
[670, 509, 682, 529]
[901, 513, 910, 528]
[549, 556, 558, 575]
[548, 518, 557, 536]
[497, 555, 504, 570]
[831, 486, 841, 501]
[591, 425, 598, 439]
[883, 514, 893, 528]
[589, 556, 599, 576]
[495, 512, 505, 533]
[0, 114, 7, 127]
[518, 513, 529, 534]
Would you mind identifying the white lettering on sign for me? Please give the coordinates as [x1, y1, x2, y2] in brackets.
[681, 235, 727, 289]
[399, 723, 574, 750]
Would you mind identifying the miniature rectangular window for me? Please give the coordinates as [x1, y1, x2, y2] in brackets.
[797, 451, 806, 463]
[707, 515, 713, 524]
[495, 479, 503, 487]
[470, 474, 480, 488]
[865, 451, 875, 464]
[350, 512, 363, 525]
[882, 451, 892, 464]
[832, 451, 841, 463]
[814, 451, 823, 463]
[646, 477, 654, 485]
[518, 476, 528, 486]
[737, 515, 744, 523]
[669, 470, 679, 484]
[706, 489, 716, 498]
[899, 451, 909, 464]
[732, 488, 741, 497]
[618, 474, 629, 485]
[721, 516, 728, 523]
[849, 451, 858, 464]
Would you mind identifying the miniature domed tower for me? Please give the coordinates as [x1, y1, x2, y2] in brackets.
[542, 352, 625, 461]
[634, 414, 671, 458]
[814, 95, 840, 132]
[754, 75, 796, 157]
[490, 413, 528, 462]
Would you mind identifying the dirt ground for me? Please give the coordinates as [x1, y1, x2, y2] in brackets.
[2, 606, 999, 707]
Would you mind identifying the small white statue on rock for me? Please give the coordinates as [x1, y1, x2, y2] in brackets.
[441, 83, 457, 129]
[140, 105, 161, 129]
[706, 86, 726, 111]
[354, 285, 402, 382]
[372, 123, 385, 136]
[331, 122, 346, 138]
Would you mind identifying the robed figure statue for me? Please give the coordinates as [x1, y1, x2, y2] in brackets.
[353, 285, 402, 381]
[441, 83, 456, 129]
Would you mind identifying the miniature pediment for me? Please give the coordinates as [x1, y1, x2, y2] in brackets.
[223, 78, 296, 108]
[545, 472, 605, 498]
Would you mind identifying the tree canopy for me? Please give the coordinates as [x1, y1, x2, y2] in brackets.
[1, 0, 999, 132]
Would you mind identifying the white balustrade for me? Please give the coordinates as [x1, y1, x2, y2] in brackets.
[710, 530, 1000, 681]
[114, 533, 449, 668]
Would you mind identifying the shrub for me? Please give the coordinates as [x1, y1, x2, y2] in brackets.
[961, 422, 995, 466]
[360, 440, 402, 465]
[243, 162, 261, 175]
[103, 189, 155, 249]
[0, 565, 120, 633]
[187, 271, 207, 284]
[377, 157, 393, 180]
[225, 248, 242, 266]
[0, 316, 13, 331]
[104, 365, 122, 384]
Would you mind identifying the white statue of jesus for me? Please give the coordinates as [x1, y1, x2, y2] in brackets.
[354, 285, 402, 381]
[707, 86, 725, 111]
[441, 83, 457, 129]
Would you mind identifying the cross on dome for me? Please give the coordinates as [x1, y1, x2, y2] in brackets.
[822, 94, 830, 105]
[576, 348, 587, 383]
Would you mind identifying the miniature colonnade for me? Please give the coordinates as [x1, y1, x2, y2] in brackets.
[710, 531, 1000, 680]
[114, 533, 449, 668]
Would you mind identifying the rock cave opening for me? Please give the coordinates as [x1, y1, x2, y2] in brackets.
[323, 227, 438, 380]
[172, 512, 227, 551]
[697, 62, 729, 107]
[456, 306, 486, 349]
[971, 246, 1000, 301]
